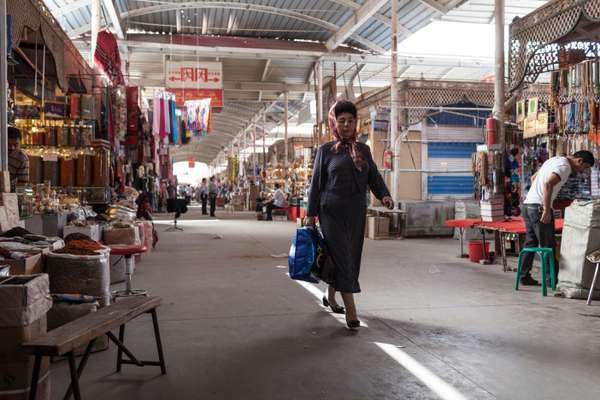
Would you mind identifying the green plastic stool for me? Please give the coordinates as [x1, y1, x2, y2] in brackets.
[515, 247, 557, 296]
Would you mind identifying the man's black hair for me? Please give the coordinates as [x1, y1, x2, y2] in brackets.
[573, 150, 595, 167]
[8, 126, 21, 140]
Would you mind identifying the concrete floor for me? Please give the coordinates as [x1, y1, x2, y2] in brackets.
[49, 206, 600, 400]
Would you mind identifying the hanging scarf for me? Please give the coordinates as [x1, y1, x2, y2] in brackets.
[328, 103, 364, 168]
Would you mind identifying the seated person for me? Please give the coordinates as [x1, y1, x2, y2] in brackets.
[264, 183, 287, 221]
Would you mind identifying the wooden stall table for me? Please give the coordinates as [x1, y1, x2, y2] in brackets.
[473, 218, 564, 272]
[444, 218, 482, 257]
[445, 218, 564, 272]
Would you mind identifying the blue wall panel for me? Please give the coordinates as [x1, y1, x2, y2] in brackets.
[427, 176, 474, 195]
[428, 142, 477, 158]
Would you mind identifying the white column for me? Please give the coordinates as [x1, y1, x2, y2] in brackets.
[284, 91, 289, 170]
[390, 0, 399, 201]
[262, 112, 267, 174]
[0, 0, 8, 170]
[494, 0, 505, 151]
[253, 124, 257, 178]
[90, 0, 100, 66]
[316, 60, 323, 143]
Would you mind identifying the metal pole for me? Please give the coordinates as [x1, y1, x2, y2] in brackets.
[0, 0, 8, 170]
[494, 0, 505, 151]
[90, 0, 100, 66]
[316, 60, 323, 143]
[262, 112, 267, 175]
[253, 124, 257, 178]
[284, 91, 289, 171]
[390, 0, 399, 201]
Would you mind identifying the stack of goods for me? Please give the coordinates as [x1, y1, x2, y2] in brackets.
[0, 274, 52, 400]
[0, 189, 19, 232]
[63, 220, 102, 241]
[103, 222, 141, 246]
[480, 195, 504, 222]
[505, 148, 522, 217]
[47, 233, 111, 306]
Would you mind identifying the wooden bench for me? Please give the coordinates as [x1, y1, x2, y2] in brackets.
[23, 296, 167, 400]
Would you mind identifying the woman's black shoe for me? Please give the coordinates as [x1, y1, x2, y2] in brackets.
[322, 297, 345, 314]
[346, 320, 361, 329]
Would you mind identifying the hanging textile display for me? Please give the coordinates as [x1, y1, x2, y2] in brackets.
[127, 86, 140, 137]
[170, 99, 179, 144]
[185, 98, 212, 137]
[112, 86, 127, 140]
[152, 91, 176, 139]
[94, 29, 124, 86]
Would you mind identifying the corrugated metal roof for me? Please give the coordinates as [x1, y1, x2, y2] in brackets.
[40, 0, 550, 164]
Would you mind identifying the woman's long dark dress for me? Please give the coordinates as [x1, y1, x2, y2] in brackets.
[307, 141, 391, 293]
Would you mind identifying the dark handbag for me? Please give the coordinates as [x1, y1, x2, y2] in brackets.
[311, 228, 335, 285]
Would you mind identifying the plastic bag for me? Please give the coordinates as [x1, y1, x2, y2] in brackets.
[311, 228, 335, 285]
[288, 227, 318, 283]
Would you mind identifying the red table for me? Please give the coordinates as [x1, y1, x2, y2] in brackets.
[445, 217, 564, 271]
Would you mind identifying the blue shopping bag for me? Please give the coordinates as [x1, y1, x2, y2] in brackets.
[288, 227, 319, 283]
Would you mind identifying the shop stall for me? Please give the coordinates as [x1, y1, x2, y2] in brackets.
[506, 0, 600, 299]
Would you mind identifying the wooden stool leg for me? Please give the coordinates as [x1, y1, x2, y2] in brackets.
[150, 309, 167, 374]
[67, 352, 82, 400]
[28, 355, 42, 400]
[587, 263, 600, 306]
[64, 339, 97, 400]
[116, 325, 125, 372]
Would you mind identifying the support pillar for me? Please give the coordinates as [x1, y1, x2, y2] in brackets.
[390, 0, 399, 202]
[253, 124, 257, 179]
[284, 91, 289, 171]
[316, 60, 323, 144]
[90, 0, 100, 66]
[0, 0, 8, 170]
[494, 0, 505, 152]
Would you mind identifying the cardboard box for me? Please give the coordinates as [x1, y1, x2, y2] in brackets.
[1, 193, 19, 224]
[368, 216, 389, 240]
[0, 171, 10, 193]
[2, 253, 43, 276]
[0, 317, 46, 362]
[0, 358, 50, 399]
[63, 224, 101, 241]
[0, 206, 10, 232]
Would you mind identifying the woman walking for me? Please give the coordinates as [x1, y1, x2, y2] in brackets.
[305, 100, 394, 329]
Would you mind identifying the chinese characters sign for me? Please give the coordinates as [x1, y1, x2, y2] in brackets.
[165, 61, 223, 89]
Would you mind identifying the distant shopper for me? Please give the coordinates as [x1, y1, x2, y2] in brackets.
[305, 100, 394, 329]
[199, 178, 209, 215]
[265, 183, 287, 221]
[520, 151, 595, 286]
[7, 126, 29, 190]
[208, 176, 218, 217]
[167, 180, 177, 200]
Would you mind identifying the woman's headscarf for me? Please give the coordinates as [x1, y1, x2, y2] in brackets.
[328, 100, 364, 168]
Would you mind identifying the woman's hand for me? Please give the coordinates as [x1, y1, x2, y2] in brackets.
[304, 216, 316, 227]
[382, 196, 394, 210]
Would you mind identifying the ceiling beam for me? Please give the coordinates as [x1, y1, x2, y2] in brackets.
[115, 39, 494, 67]
[326, 0, 413, 35]
[326, 0, 388, 51]
[48, 0, 91, 17]
[417, 0, 449, 15]
[261, 59, 271, 81]
[101, 0, 124, 39]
